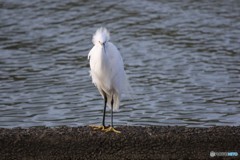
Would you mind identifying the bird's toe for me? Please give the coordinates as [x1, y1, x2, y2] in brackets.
[89, 125, 105, 130]
[104, 127, 121, 134]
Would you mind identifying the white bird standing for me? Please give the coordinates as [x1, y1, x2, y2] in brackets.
[88, 27, 131, 133]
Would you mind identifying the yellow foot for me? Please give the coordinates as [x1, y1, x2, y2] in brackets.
[89, 125, 106, 131]
[104, 127, 121, 134]
[89, 125, 121, 133]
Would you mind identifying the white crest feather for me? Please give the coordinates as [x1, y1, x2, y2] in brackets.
[92, 27, 110, 45]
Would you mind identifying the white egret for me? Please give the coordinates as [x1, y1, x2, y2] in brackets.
[88, 27, 131, 133]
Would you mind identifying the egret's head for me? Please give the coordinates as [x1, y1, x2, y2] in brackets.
[92, 27, 110, 46]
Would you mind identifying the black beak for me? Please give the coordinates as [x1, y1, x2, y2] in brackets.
[103, 42, 106, 54]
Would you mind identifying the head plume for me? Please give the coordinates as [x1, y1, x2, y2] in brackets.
[92, 27, 110, 45]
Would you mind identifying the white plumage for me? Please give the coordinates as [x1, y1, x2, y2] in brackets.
[88, 27, 130, 111]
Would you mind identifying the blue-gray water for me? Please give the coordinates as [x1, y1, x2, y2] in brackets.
[0, 0, 240, 128]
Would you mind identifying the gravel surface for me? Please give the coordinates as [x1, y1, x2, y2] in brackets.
[0, 126, 239, 160]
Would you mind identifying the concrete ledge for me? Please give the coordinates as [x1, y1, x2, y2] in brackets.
[0, 126, 240, 160]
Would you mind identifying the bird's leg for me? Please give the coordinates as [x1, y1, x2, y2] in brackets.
[90, 93, 107, 131]
[111, 96, 113, 127]
[102, 93, 107, 127]
[104, 95, 121, 134]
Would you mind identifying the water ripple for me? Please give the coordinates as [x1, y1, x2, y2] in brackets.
[0, 0, 240, 128]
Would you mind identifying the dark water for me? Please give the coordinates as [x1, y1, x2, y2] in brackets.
[0, 0, 240, 128]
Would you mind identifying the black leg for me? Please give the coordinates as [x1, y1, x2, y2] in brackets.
[111, 95, 114, 127]
[102, 93, 107, 127]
